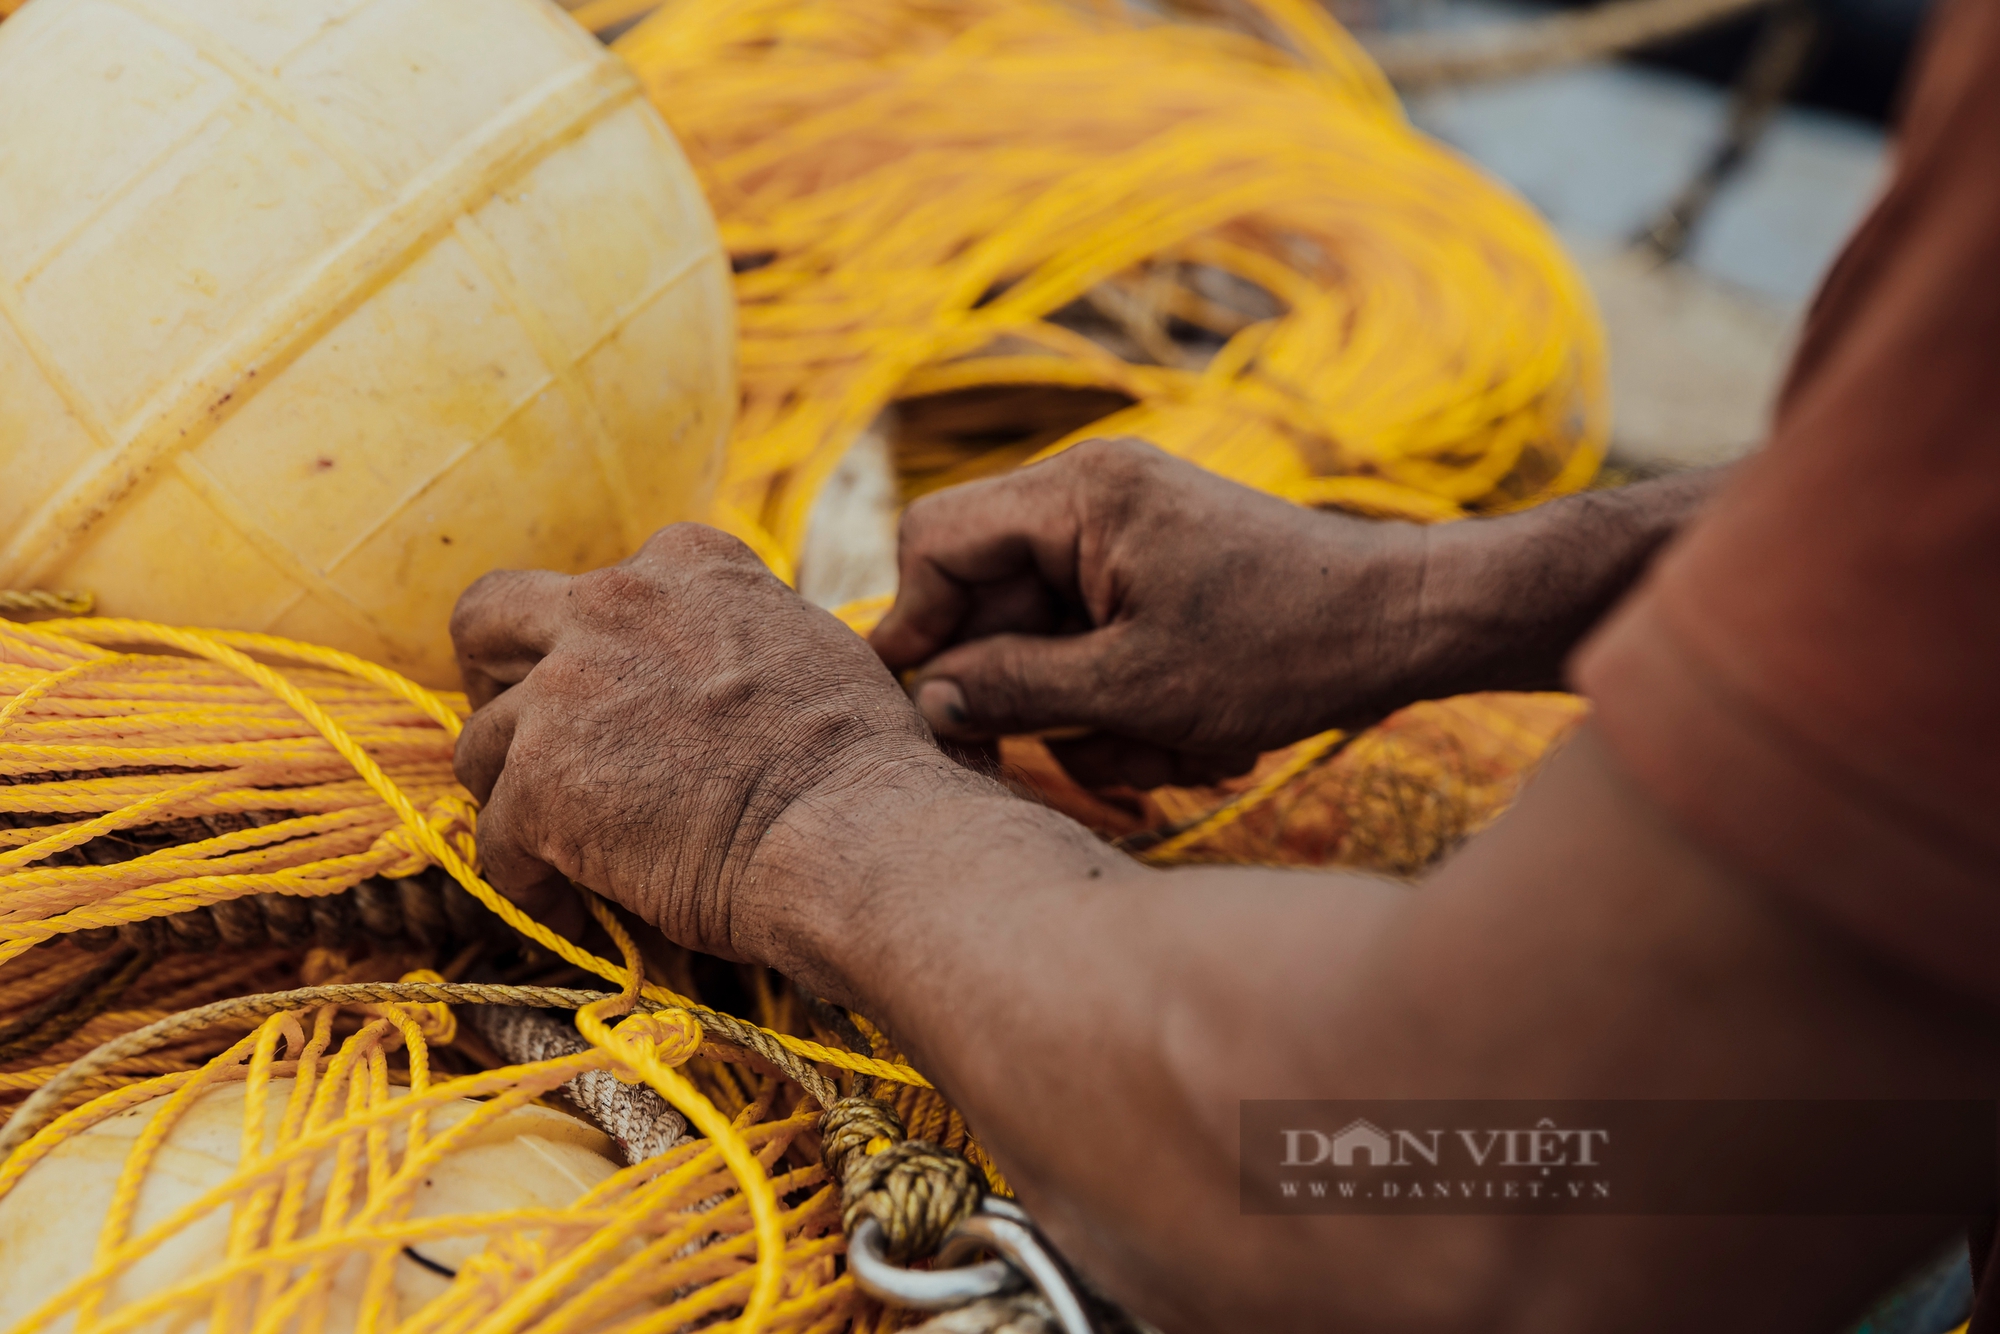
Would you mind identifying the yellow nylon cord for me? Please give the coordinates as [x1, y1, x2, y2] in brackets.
[570, 897, 783, 1333]
[615, 0, 1605, 565]
[0, 616, 926, 1089]
[0, 614, 890, 1330]
[1141, 727, 1348, 861]
[1, 970, 842, 1334]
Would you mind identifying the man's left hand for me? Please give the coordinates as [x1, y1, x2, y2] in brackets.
[448, 523, 950, 961]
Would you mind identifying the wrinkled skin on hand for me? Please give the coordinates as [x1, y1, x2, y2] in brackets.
[438, 437, 1797, 1334]
[448, 440, 1716, 959]
[870, 437, 1430, 789]
[450, 524, 951, 959]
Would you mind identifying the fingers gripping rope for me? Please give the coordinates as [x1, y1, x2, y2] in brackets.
[11, 617, 930, 1089]
[0, 616, 936, 1334]
[0, 618, 999, 1332]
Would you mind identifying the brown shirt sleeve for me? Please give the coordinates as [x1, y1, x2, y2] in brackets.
[1571, 0, 2000, 1008]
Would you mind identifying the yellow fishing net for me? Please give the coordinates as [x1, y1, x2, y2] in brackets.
[0, 0, 1602, 1330]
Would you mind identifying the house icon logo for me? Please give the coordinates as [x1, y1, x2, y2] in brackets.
[1330, 1118, 1395, 1167]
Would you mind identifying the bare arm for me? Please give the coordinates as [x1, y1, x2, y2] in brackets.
[449, 521, 1999, 1334]
[746, 727, 1997, 1334]
[869, 439, 1725, 787]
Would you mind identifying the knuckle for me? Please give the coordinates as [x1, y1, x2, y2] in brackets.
[642, 521, 760, 569]
[1060, 438, 1165, 534]
[495, 708, 566, 789]
[895, 483, 989, 561]
[1093, 629, 1158, 702]
[449, 569, 517, 642]
[1065, 434, 1162, 479]
[525, 648, 601, 708]
[895, 496, 940, 552]
[567, 563, 658, 628]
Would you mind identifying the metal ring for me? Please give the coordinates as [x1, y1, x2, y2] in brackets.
[847, 1216, 1022, 1311]
[937, 1198, 1095, 1334]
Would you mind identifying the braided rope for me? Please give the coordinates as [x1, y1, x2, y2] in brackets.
[0, 977, 844, 1158]
[0, 981, 589, 1158]
[574, 895, 788, 1329]
[0, 591, 94, 618]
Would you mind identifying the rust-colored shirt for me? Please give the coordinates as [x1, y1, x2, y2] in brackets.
[1574, 0, 2000, 1008]
[1571, 0, 2000, 1314]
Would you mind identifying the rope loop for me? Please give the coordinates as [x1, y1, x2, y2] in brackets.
[363, 968, 458, 1045]
[841, 1139, 985, 1264]
[369, 795, 479, 879]
[600, 1008, 703, 1085]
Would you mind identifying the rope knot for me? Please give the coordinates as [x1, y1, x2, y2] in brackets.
[822, 1096, 983, 1262]
[820, 1094, 906, 1182]
[371, 796, 479, 878]
[840, 1139, 984, 1264]
[602, 1009, 702, 1084]
[369, 969, 456, 1045]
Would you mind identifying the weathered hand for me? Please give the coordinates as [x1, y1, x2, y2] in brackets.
[870, 438, 1431, 789]
[450, 524, 954, 961]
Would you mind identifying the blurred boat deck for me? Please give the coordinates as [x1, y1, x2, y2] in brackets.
[1401, 1, 1889, 470]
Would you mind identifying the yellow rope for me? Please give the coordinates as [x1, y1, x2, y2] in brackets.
[575, 897, 785, 1332]
[1141, 728, 1348, 861]
[616, 0, 1604, 567]
[0, 618, 890, 1331]
[0, 5, 1611, 1329]
[0, 616, 927, 1089]
[0, 978, 839, 1334]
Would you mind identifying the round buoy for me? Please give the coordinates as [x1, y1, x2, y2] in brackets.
[0, 1079, 623, 1331]
[0, 0, 735, 685]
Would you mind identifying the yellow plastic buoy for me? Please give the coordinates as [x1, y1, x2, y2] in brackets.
[0, 1080, 622, 1332]
[0, 0, 734, 686]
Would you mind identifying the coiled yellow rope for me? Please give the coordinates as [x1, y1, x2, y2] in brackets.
[615, 0, 1605, 577]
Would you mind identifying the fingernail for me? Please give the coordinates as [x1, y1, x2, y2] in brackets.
[915, 678, 969, 732]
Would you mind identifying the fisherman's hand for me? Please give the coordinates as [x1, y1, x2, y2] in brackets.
[449, 524, 964, 961]
[870, 438, 1434, 789]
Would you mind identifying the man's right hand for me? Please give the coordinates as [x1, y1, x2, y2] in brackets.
[871, 438, 1726, 790]
[869, 437, 1435, 788]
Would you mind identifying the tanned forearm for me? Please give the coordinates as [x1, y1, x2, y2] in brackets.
[453, 509, 1998, 1334]
[871, 441, 1729, 782]
[1379, 466, 1731, 709]
[742, 721, 2000, 1334]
